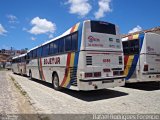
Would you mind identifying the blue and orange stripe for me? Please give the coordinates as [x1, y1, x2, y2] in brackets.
[124, 33, 144, 80]
[60, 22, 83, 88]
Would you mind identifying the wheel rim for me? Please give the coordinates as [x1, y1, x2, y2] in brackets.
[54, 75, 59, 88]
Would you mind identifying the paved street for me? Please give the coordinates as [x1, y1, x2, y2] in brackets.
[6, 71, 160, 115]
[0, 70, 160, 120]
[0, 71, 38, 120]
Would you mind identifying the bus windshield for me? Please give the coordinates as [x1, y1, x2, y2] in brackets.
[122, 39, 139, 55]
[91, 21, 116, 35]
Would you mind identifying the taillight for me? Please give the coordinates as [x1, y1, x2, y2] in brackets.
[85, 72, 101, 78]
[94, 72, 101, 77]
[113, 71, 119, 76]
[143, 64, 148, 71]
[113, 71, 123, 76]
[85, 73, 93, 78]
[103, 68, 110, 72]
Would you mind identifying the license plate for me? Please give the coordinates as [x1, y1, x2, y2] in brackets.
[102, 80, 114, 83]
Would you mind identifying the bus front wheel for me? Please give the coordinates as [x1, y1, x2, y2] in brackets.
[52, 73, 61, 90]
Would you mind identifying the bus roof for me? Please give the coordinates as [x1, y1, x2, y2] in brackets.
[122, 33, 145, 41]
[27, 20, 117, 52]
[27, 21, 84, 52]
[12, 53, 27, 59]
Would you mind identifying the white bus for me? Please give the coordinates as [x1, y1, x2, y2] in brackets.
[12, 53, 27, 75]
[24, 20, 125, 91]
[122, 32, 160, 83]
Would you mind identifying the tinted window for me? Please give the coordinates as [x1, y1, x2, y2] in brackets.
[37, 47, 42, 57]
[71, 32, 78, 51]
[21, 56, 26, 62]
[42, 44, 49, 57]
[123, 41, 130, 55]
[122, 39, 139, 55]
[29, 51, 33, 59]
[91, 21, 116, 35]
[59, 38, 64, 53]
[50, 40, 59, 55]
[65, 35, 72, 51]
[33, 49, 37, 58]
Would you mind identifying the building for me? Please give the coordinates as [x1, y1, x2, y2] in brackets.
[123, 26, 160, 38]
[0, 49, 27, 68]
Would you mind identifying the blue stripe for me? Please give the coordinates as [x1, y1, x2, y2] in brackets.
[139, 33, 145, 51]
[67, 22, 83, 88]
[78, 23, 83, 51]
[126, 55, 139, 80]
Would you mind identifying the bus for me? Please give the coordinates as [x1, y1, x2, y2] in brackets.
[24, 20, 125, 91]
[12, 53, 27, 75]
[122, 32, 160, 83]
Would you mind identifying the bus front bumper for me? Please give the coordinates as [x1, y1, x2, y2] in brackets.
[78, 76, 125, 91]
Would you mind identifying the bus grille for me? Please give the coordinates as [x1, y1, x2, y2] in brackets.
[86, 56, 92, 65]
[70, 67, 77, 86]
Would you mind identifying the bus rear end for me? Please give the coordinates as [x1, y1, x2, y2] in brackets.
[140, 33, 160, 81]
[78, 20, 125, 90]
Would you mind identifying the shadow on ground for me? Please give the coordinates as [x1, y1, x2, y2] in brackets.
[28, 77, 128, 102]
[124, 82, 160, 91]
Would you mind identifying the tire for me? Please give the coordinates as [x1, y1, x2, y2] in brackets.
[52, 73, 61, 90]
[29, 71, 32, 80]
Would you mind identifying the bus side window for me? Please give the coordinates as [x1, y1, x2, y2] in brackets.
[37, 47, 42, 58]
[123, 41, 130, 55]
[65, 35, 72, 52]
[50, 40, 59, 55]
[130, 39, 139, 55]
[29, 51, 33, 60]
[59, 38, 64, 53]
[42, 44, 50, 57]
[33, 49, 37, 59]
[71, 32, 78, 51]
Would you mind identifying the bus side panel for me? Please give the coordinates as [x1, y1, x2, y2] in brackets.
[12, 63, 19, 74]
[145, 33, 160, 73]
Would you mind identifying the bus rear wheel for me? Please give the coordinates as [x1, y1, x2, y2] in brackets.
[52, 73, 61, 90]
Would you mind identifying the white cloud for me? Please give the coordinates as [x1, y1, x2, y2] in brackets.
[31, 37, 36, 41]
[6, 14, 19, 23]
[0, 24, 7, 35]
[67, 0, 92, 17]
[128, 25, 143, 33]
[29, 17, 56, 35]
[94, 0, 112, 19]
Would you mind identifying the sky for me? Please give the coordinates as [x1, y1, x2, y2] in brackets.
[0, 0, 160, 50]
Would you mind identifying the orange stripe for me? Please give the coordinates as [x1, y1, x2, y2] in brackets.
[40, 58, 45, 81]
[60, 53, 71, 86]
[70, 25, 76, 33]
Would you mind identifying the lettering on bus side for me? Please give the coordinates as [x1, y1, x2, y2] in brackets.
[44, 57, 60, 65]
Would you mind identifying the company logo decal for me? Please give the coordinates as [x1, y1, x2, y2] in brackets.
[44, 57, 60, 65]
[88, 36, 100, 43]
